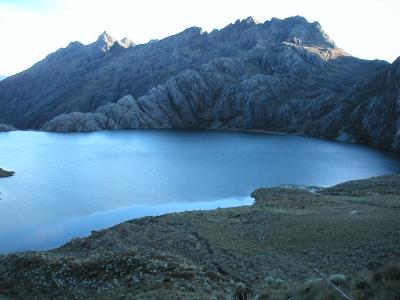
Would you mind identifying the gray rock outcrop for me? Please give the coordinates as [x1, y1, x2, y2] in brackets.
[43, 53, 399, 152]
[0, 123, 17, 132]
[1, 16, 399, 151]
[0, 16, 385, 129]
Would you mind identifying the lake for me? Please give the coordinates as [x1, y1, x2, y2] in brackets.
[1, 129, 400, 254]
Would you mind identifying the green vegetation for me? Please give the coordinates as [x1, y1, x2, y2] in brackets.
[0, 174, 399, 299]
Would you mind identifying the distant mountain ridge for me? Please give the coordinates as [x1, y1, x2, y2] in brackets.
[0, 76, 6, 81]
[94, 31, 136, 51]
[1, 16, 399, 151]
[0, 16, 353, 129]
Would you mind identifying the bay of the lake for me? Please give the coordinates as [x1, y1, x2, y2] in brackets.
[1, 129, 400, 253]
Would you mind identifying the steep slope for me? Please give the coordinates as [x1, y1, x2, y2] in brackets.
[0, 16, 387, 129]
[301, 57, 400, 151]
[43, 48, 398, 151]
[0, 32, 136, 128]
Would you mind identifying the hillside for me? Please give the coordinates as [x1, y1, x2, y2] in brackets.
[1, 16, 399, 151]
[42, 52, 400, 151]
[0, 17, 387, 128]
[1, 174, 399, 299]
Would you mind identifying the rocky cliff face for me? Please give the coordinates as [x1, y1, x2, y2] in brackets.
[42, 42, 398, 151]
[0, 16, 382, 127]
[307, 57, 400, 151]
[1, 16, 398, 151]
[0, 124, 17, 132]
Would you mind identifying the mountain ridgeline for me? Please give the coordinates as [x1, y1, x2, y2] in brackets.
[0, 16, 399, 151]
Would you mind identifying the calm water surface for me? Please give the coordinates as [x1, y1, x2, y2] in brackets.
[1, 129, 400, 253]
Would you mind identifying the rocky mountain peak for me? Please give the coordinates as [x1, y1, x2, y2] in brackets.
[220, 16, 335, 49]
[66, 41, 84, 49]
[244, 16, 259, 25]
[183, 26, 204, 36]
[97, 31, 114, 42]
[95, 31, 117, 51]
[393, 56, 400, 68]
[118, 37, 135, 48]
[285, 15, 308, 23]
[231, 16, 259, 28]
[164, 26, 205, 46]
[270, 16, 337, 48]
[390, 56, 400, 77]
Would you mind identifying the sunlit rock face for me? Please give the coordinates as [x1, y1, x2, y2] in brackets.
[1, 16, 399, 151]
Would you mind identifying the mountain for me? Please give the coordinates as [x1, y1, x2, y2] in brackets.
[309, 57, 400, 151]
[0, 76, 6, 81]
[0, 16, 384, 128]
[1, 16, 399, 151]
[42, 54, 399, 151]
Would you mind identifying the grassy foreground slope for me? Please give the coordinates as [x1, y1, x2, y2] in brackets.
[0, 174, 400, 299]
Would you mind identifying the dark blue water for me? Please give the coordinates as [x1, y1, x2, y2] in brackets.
[0, 129, 399, 254]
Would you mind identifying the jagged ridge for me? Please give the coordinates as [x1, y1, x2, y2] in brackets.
[1, 16, 356, 129]
[1, 16, 399, 152]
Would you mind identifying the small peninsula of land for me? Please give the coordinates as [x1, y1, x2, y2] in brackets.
[0, 174, 400, 299]
[0, 168, 14, 178]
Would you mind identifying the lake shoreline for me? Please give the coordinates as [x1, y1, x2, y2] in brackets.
[1, 129, 400, 260]
[4, 127, 400, 155]
[1, 174, 399, 299]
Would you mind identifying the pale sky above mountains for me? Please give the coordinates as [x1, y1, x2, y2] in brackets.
[0, 0, 399, 75]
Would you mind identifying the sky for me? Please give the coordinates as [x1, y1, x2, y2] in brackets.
[0, 0, 399, 75]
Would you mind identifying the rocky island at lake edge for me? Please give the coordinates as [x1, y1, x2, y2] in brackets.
[0, 168, 14, 178]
